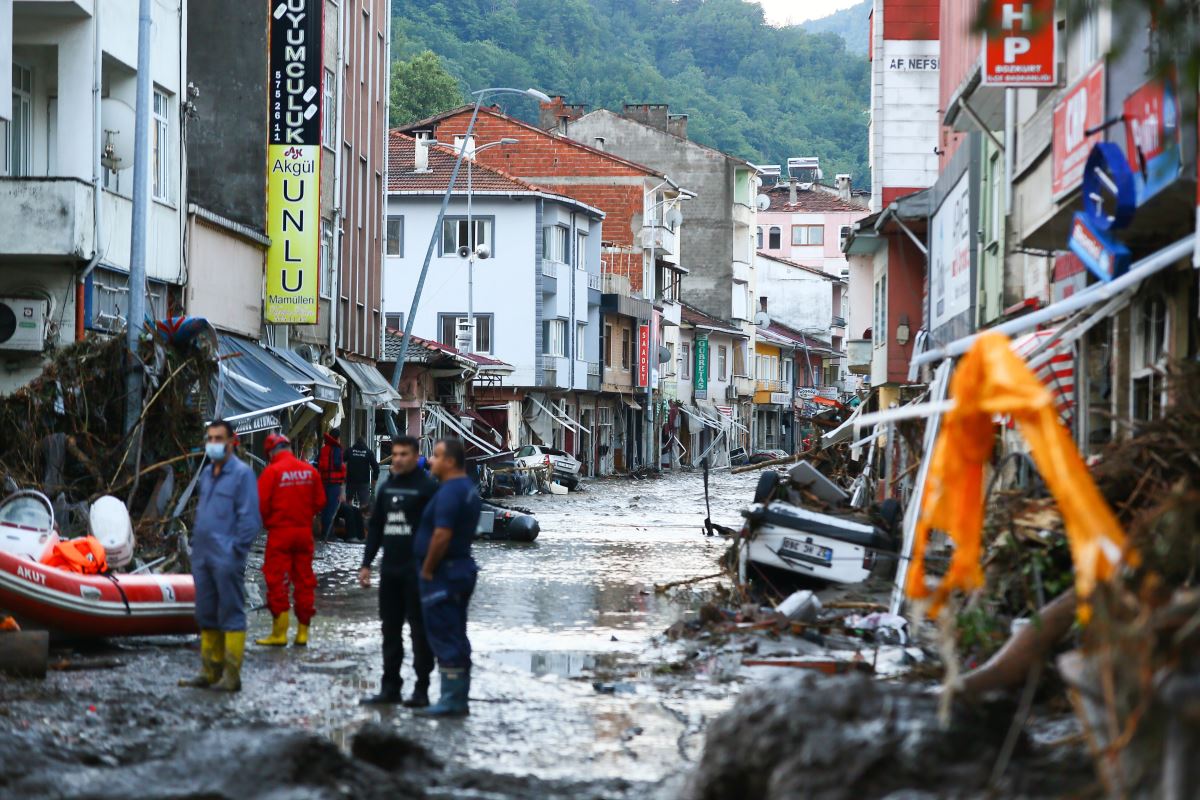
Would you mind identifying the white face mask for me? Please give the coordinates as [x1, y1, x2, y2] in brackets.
[205, 442, 229, 463]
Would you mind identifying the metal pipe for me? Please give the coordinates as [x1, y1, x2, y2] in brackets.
[328, 0, 347, 358]
[124, 0, 152, 433]
[911, 234, 1196, 368]
[78, 0, 105, 340]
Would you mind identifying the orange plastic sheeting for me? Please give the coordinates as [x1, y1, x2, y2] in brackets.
[905, 332, 1131, 622]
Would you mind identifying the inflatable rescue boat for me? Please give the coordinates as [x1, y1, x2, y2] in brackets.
[0, 491, 195, 637]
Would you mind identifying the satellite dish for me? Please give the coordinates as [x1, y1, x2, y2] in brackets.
[754, 310, 771, 328]
[756, 194, 771, 212]
[667, 208, 684, 229]
[100, 98, 136, 169]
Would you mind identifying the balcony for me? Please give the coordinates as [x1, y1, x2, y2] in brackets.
[756, 379, 784, 392]
[587, 272, 603, 291]
[847, 339, 871, 376]
[732, 203, 755, 228]
[602, 272, 631, 296]
[540, 354, 568, 388]
[0, 178, 95, 259]
[831, 316, 847, 329]
[540, 261, 560, 294]
[641, 223, 677, 256]
[732, 259, 753, 284]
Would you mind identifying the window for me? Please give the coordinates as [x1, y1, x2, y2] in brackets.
[840, 225, 852, 244]
[604, 324, 613, 368]
[1131, 294, 1168, 422]
[6, 64, 32, 176]
[987, 151, 1002, 249]
[874, 277, 888, 347]
[657, 265, 680, 303]
[358, 159, 367, 228]
[734, 340, 749, 377]
[576, 232, 588, 271]
[544, 226, 568, 263]
[320, 219, 334, 298]
[665, 342, 675, 376]
[621, 328, 630, 370]
[385, 312, 404, 331]
[385, 215, 403, 256]
[152, 89, 171, 201]
[681, 342, 691, 380]
[442, 217, 492, 255]
[323, 68, 336, 148]
[732, 280, 749, 321]
[576, 321, 587, 360]
[438, 314, 493, 353]
[756, 227, 764, 249]
[768, 226, 781, 249]
[792, 225, 824, 246]
[783, 359, 792, 386]
[544, 319, 567, 357]
[717, 345, 728, 382]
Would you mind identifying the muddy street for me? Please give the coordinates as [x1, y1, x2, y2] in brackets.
[0, 470, 769, 798]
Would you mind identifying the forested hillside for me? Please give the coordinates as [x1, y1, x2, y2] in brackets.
[801, 1, 871, 55]
[391, 0, 871, 187]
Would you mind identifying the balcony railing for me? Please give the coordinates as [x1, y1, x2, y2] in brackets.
[831, 316, 847, 328]
[587, 273, 603, 291]
[541, 261, 560, 279]
[756, 379, 784, 392]
[587, 361, 601, 377]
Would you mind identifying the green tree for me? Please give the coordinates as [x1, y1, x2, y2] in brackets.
[389, 50, 464, 127]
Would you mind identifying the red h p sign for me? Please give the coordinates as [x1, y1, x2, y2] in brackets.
[983, 0, 1057, 87]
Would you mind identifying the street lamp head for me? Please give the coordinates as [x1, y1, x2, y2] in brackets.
[524, 88, 553, 103]
[499, 137, 519, 145]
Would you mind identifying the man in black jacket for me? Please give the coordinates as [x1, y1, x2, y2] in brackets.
[358, 436, 438, 706]
[345, 436, 380, 509]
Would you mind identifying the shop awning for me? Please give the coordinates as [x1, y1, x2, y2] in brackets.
[334, 357, 403, 410]
[622, 396, 642, 410]
[527, 394, 590, 437]
[424, 403, 502, 455]
[680, 404, 722, 433]
[268, 346, 342, 403]
[213, 335, 311, 432]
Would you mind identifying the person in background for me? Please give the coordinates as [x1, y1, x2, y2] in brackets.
[180, 420, 262, 693]
[345, 436, 380, 509]
[256, 433, 325, 648]
[414, 437, 481, 717]
[358, 436, 438, 706]
[317, 427, 345, 537]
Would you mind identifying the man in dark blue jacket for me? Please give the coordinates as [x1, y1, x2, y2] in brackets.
[414, 437, 481, 717]
[180, 420, 262, 693]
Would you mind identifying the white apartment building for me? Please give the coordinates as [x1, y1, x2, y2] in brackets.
[0, 0, 185, 393]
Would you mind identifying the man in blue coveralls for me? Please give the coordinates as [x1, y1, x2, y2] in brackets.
[179, 420, 263, 693]
[414, 437, 481, 717]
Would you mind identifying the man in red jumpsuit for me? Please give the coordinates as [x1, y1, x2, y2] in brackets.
[256, 433, 326, 647]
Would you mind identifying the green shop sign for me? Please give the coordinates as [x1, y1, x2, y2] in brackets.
[694, 336, 709, 396]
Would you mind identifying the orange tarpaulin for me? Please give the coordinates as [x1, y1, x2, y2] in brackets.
[905, 332, 1132, 622]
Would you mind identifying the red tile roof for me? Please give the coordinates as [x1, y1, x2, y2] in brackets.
[387, 133, 541, 194]
[764, 184, 869, 213]
[680, 304, 745, 336]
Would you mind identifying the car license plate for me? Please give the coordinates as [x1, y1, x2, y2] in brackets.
[780, 536, 833, 565]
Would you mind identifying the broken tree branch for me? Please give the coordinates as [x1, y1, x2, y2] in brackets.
[958, 589, 1077, 698]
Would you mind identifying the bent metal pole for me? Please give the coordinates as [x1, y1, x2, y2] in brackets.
[124, 0, 152, 434]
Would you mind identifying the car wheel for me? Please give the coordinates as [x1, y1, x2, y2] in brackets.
[753, 470, 781, 504]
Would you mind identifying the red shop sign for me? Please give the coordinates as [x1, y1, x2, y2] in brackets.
[1052, 62, 1106, 198]
[983, 0, 1056, 87]
[636, 324, 650, 388]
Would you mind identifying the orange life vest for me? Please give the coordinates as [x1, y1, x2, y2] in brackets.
[41, 536, 109, 575]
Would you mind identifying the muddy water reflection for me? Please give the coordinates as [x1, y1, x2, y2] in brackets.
[313, 469, 756, 784]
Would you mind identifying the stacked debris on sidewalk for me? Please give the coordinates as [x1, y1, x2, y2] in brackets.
[0, 330, 214, 570]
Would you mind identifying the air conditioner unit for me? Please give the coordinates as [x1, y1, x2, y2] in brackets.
[725, 384, 739, 401]
[0, 298, 47, 352]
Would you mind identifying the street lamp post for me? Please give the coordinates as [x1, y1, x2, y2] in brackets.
[389, 88, 551, 400]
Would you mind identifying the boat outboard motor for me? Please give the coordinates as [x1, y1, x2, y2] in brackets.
[506, 514, 540, 543]
[88, 496, 135, 569]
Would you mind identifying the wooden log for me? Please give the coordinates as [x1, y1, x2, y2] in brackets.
[731, 453, 803, 474]
[0, 631, 50, 678]
[654, 572, 724, 593]
[958, 589, 1076, 698]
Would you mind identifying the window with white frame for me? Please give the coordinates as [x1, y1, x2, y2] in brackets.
[442, 217, 492, 255]
[665, 341, 675, 376]
[385, 312, 404, 331]
[545, 319, 567, 357]
[152, 88, 172, 201]
[1131, 294, 1168, 422]
[320, 219, 334, 298]
[576, 321, 587, 360]
[6, 63, 32, 177]
[576, 231, 587, 271]
[734, 340, 749, 377]
[681, 342, 691, 380]
[385, 215, 403, 256]
[756, 227, 764, 249]
[732, 280, 749, 321]
[544, 225, 568, 263]
[717, 345, 728, 382]
[768, 226, 781, 249]
[792, 224, 824, 246]
[439, 313, 493, 353]
[323, 68, 336, 148]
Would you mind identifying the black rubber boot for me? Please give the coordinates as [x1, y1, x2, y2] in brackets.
[360, 680, 403, 705]
[402, 680, 430, 708]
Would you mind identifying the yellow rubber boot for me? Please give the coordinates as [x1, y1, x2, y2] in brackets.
[212, 631, 245, 693]
[293, 622, 309, 647]
[178, 630, 224, 688]
[255, 611, 289, 646]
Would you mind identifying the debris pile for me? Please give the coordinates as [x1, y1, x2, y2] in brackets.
[0, 333, 213, 568]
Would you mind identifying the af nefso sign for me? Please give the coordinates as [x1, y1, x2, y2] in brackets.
[983, 0, 1056, 86]
[266, 0, 323, 325]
